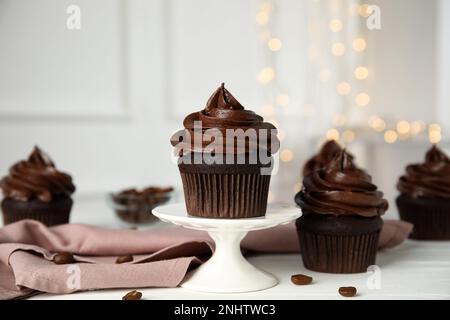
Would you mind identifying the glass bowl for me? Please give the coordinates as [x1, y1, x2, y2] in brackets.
[106, 187, 175, 226]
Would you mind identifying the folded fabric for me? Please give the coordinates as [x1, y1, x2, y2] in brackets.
[0, 219, 412, 300]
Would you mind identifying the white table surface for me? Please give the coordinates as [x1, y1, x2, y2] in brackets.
[20, 195, 450, 300]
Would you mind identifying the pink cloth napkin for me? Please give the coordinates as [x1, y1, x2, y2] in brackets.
[0, 219, 412, 300]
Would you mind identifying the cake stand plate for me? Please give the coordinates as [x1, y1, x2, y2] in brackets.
[153, 203, 301, 293]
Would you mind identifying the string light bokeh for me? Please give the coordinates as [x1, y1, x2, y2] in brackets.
[256, 0, 294, 203]
[303, 1, 444, 146]
[256, 0, 444, 201]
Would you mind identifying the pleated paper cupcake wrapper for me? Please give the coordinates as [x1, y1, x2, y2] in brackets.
[2, 210, 70, 227]
[397, 196, 450, 240]
[298, 229, 380, 273]
[180, 172, 271, 218]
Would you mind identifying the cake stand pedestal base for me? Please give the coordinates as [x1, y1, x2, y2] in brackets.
[153, 203, 301, 293]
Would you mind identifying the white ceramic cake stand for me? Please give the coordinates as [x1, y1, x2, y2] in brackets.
[153, 203, 301, 293]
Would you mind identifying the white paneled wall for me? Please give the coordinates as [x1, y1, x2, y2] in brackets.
[369, 0, 438, 122]
[0, 0, 128, 117]
[165, 0, 263, 119]
[437, 0, 450, 128]
[0, 0, 265, 195]
[0, 0, 448, 220]
[0, 0, 171, 193]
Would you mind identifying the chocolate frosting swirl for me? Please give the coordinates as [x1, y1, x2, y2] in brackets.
[296, 150, 388, 217]
[0, 146, 76, 202]
[303, 140, 354, 177]
[397, 145, 450, 198]
[171, 83, 279, 155]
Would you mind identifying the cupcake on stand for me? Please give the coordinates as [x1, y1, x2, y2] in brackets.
[170, 83, 279, 218]
[154, 84, 301, 293]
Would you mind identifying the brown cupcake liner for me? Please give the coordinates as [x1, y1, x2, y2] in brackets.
[2, 210, 70, 226]
[298, 228, 380, 273]
[296, 214, 382, 273]
[180, 172, 271, 218]
[396, 195, 450, 240]
[1, 197, 72, 227]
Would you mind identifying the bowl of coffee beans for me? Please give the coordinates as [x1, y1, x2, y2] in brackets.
[107, 186, 174, 226]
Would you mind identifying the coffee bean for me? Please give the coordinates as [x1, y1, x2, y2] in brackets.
[122, 290, 142, 300]
[116, 255, 134, 264]
[53, 252, 75, 265]
[291, 274, 313, 285]
[338, 286, 357, 297]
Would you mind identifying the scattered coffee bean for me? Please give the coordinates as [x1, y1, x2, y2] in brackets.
[122, 290, 142, 300]
[53, 252, 75, 265]
[116, 255, 134, 264]
[291, 274, 313, 285]
[338, 286, 357, 297]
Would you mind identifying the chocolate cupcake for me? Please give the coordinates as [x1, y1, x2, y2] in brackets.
[295, 150, 388, 273]
[303, 140, 353, 177]
[0, 146, 75, 226]
[396, 145, 450, 240]
[170, 83, 279, 218]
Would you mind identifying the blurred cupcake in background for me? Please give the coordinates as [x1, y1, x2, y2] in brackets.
[0, 146, 75, 226]
[303, 140, 353, 177]
[295, 150, 388, 273]
[397, 145, 450, 240]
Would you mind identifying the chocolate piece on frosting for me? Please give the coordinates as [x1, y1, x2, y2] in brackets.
[0, 146, 75, 202]
[397, 145, 450, 198]
[204, 82, 244, 112]
[171, 83, 279, 155]
[296, 150, 388, 217]
[303, 140, 354, 177]
[189, 82, 264, 129]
